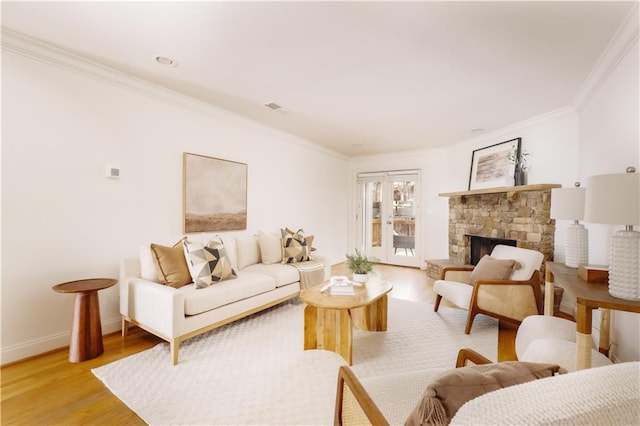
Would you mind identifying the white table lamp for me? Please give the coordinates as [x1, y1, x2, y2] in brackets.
[585, 167, 640, 301]
[551, 183, 588, 268]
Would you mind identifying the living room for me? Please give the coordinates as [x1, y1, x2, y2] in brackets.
[2, 1, 639, 424]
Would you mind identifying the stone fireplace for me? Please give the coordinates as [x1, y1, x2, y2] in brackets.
[468, 235, 517, 265]
[428, 184, 560, 282]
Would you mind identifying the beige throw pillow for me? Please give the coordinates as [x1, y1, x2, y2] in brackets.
[235, 235, 261, 269]
[405, 361, 561, 426]
[150, 238, 192, 288]
[469, 255, 516, 285]
[258, 231, 283, 264]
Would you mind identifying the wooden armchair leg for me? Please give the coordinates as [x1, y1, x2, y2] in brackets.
[434, 295, 442, 312]
[464, 310, 478, 335]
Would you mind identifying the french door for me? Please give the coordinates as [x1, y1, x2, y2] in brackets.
[356, 171, 420, 267]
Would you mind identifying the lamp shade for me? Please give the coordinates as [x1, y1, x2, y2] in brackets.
[585, 172, 640, 225]
[551, 187, 586, 220]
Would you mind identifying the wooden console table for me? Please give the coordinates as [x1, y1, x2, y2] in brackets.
[53, 278, 117, 362]
[545, 262, 640, 370]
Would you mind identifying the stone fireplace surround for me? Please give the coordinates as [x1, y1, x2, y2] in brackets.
[429, 184, 561, 283]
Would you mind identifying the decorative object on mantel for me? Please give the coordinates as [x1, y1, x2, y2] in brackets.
[577, 264, 609, 284]
[183, 153, 247, 233]
[468, 138, 521, 191]
[585, 167, 640, 301]
[508, 146, 530, 186]
[345, 249, 377, 282]
[551, 182, 588, 268]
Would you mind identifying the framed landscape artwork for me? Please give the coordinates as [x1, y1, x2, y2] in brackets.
[183, 153, 247, 233]
[468, 138, 521, 190]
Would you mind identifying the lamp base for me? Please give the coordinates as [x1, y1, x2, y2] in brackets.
[608, 230, 640, 301]
[565, 223, 589, 268]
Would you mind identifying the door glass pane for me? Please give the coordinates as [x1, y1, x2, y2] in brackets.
[365, 181, 383, 248]
[392, 180, 415, 257]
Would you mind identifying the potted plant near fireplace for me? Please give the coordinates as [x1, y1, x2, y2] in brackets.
[345, 250, 377, 283]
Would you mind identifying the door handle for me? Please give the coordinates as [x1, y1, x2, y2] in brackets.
[387, 221, 393, 225]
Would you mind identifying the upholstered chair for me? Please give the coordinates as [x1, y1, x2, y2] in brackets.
[515, 315, 612, 372]
[433, 245, 544, 334]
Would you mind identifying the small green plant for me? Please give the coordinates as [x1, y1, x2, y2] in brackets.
[507, 148, 530, 172]
[345, 250, 377, 274]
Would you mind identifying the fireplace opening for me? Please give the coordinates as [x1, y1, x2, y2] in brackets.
[467, 235, 517, 265]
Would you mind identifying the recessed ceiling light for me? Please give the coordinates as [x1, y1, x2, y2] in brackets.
[471, 128, 486, 134]
[351, 143, 363, 148]
[264, 102, 282, 110]
[154, 55, 177, 67]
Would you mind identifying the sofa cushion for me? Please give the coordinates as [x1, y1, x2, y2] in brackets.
[235, 235, 261, 269]
[433, 280, 473, 310]
[258, 231, 283, 264]
[139, 245, 159, 281]
[150, 238, 192, 288]
[281, 228, 311, 263]
[214, 234, 238, 271]
[405, 361, 560, 425]
[242, 263, 300, 287]
[183, 237, 237, 289]
[182, 271, 277, 315]
[469, 255, 515, 285]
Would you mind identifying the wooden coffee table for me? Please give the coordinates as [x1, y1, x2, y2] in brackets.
[300, 278, 392, 365]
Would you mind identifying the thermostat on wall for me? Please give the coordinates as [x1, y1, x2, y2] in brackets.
[106, 166, 120, 179]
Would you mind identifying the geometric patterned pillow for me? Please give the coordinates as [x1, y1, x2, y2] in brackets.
[280, 228, 310, 264]
[183, 237, 237, 289]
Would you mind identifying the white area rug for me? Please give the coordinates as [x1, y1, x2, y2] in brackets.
[93, 297, 497, 425]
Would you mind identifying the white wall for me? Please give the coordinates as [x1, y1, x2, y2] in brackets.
[1, 45, 349, 364]
[348, 107, 579, 268]
[577, 34, 639, 363]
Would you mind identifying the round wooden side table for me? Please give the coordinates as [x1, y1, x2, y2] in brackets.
[53, 278, 117, 362]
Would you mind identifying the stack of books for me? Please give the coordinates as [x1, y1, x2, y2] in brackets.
[329, 276, 355, 296]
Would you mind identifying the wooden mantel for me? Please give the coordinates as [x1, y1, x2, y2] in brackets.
[439, 183, 560, 198]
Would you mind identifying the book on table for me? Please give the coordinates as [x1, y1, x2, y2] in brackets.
[329, 276, 355, 295]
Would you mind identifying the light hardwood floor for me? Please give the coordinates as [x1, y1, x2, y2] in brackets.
[1, 263, 515, 425]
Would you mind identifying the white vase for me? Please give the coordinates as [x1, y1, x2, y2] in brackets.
[352, 273, 368, 283]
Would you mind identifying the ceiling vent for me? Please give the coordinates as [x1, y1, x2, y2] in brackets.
[264, 102, 282, 110]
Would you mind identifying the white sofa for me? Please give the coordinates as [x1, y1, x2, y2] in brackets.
[120, 233, 331, 364]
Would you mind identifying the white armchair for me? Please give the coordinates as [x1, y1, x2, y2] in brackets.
[433, 245, 544, 334]
[516, 315, 612, 372]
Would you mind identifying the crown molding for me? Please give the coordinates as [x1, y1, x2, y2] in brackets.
[0, 28, 347, 160]
[572, 3, 639, 110]
[461, 106, 576, 149]
[350, 106, 576, 161]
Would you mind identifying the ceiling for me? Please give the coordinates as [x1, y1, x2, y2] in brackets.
[1, 1, 635, 156]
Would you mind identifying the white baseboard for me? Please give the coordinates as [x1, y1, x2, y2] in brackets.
[1, 317, 122, 365]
